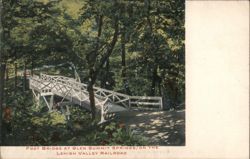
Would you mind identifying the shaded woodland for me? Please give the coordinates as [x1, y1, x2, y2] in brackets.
[0, 0, 185, 146]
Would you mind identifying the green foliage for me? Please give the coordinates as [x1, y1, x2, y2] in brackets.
[2, 0, 185, 106]
[3, 78, 147, 145]
[65, 121, 148, 146]
[1, 0, 185, 145]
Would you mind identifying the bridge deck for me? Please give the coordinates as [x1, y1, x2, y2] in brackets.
[29, 74, 163, 122]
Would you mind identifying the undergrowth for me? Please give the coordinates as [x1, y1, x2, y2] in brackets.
[2, 78, 148, 146]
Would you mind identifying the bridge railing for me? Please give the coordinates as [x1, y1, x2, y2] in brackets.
[93, 87, 130, 108]
[129, 96, 163, 110]
[29, 75, 53, 94]
[40, 74, 86, 100]
[29, 74, 163, 110]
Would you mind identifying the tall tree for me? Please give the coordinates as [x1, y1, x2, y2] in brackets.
[76, 0, 121, 120]
[0, 0, 13, 144]
[0, 0, 65, 144]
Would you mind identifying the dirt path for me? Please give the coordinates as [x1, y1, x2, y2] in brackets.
[116, 109, 185, 146]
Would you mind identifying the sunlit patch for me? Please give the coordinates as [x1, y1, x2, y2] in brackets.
[136, 113, 144, 117]
[139, 123, 145, 126]
[151, 112, 163, 115]
[130, 124, 137, 127]
[176, 120, 184, 123]
[157, 132, 168, 137]
[163, 135, 169, 139]
[145, 130, 158, 134]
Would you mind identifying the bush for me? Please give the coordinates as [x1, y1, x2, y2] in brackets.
[3, 82, 148, 146]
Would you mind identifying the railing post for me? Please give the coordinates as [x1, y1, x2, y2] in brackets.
[100, 104, 106, 123]
[29, 78, 31, 89]
[36, 93, 41, 109]
[159, 97, 163, 110]
[112, 92, 114, 102]
[128, 97, 131, 109]
[49, 95, 54, 112]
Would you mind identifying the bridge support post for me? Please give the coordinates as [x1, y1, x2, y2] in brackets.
[159, 98, 163, 110]
[99, 104, 107, 124]
[100, 107, 106, 123]
[32, 89, 41, 109]
[65, 105, 71, 120]
[36, 93, 41, 109]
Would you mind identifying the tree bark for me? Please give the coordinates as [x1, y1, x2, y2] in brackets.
[87, 68, 97, 121]
[87, 81, 96, 120]
[0, 63, 6, 145]
[14, 62, 17, 90]
[121, 30, 131, 95]
[23, 62, 27, 91]
[101, 58, 110, 89]
[158, 80, 162, 96]
[106, 58, 109, 88]
[145, 0, 158, 97]
[168, 79, 178, 109]
[31, 57, 34, 76]
[0, 0, 5, 145]
[5, 65, 8, 81]
[86, 0, 119, 120]
[121, 31, 126, 79]
[95, 18, 119, 73]
[87, 14, 103, 121]
[150, 66, 157, 96]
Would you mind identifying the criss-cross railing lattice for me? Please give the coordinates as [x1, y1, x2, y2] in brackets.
[29, 74, 163, 123]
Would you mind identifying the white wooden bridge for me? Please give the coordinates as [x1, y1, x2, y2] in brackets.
[29, 74, 163, 123]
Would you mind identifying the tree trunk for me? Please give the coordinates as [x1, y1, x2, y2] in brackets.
[88, 84, 96, 120]
[121, 31, 126, 79]
[168, 79, 178, 110]
[14, 63, 17, 90]
[158, 81, 162, 96]
[121, 30, 131, 95]
[120, 2, 127, 83]
[150, 66, 157, 96]
[106, 58, 109, 83]
[101, 58, 109, 89]
[0, 63, 6, 145]
[104, 58, 111, 89]
[31, 58, 34, 76]
[86, 15, 103, 121]
[87, 68, 97, 121]
[23, 62, 27, 91]
[87, 9, 119, 120]
[5, 65, 8, 81]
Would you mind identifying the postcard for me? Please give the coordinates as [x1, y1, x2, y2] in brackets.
[0, 0, 249, 159]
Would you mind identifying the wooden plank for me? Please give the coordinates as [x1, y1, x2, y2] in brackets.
[30, 74, 164, 112]
[129, 96, 162, 100]
[129, 102, 161, 106]
[41, 92, 54, 96]
[115, 98, 129, 104]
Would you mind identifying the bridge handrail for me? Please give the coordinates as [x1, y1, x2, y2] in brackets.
[39, 74, 129, 97]
[29, 74, 163, 109]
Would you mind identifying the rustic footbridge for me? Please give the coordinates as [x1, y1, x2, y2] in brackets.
[29, 74, 163, 123]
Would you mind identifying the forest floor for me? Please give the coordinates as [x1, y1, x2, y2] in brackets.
[116, 109, 185, 146]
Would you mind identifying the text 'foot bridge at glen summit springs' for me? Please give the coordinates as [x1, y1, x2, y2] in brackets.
[29, 74, 163, 123]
